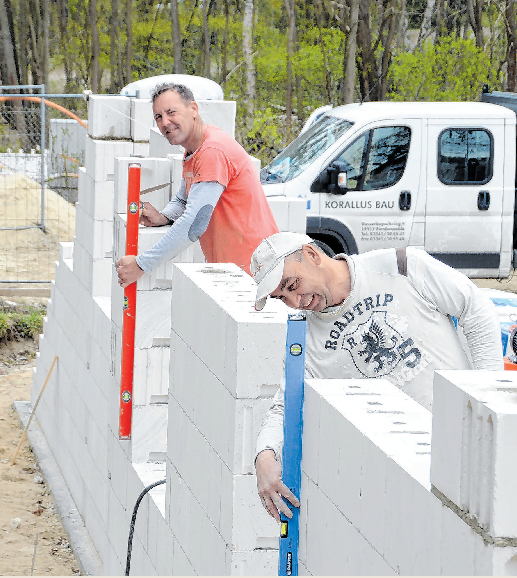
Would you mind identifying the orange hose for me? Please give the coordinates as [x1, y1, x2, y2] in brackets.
[0, 96, 87, 128]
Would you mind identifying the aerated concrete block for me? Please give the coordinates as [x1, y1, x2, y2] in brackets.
[169, 331, 275, 473]
[78, 166, 115, 221]
[84, 137, 133, 182]
[87, 95, 131, 139]
[75, 203, 113, 259]
[197, 99, 236, 137]
[73, 241, 113, 297]
[288, 197, 307, 233]
[131, 98, 155, 142]
[114, 157, 172, 214]
[228, 550, 278, 576]
[231, 474, 279, 552]
[431, 370, 517, 538]
[133, 142, 150, 157]
[170, 263, 287, 398]
[149, 127, 182, 158]
[166, 153, 184, 197]
[248, 155, 261, 175]
[267, 197, 289, 231]
[132, 404, 168, 464]
[59, 241, 74, 260]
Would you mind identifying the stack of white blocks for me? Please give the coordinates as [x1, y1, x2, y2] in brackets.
[295, 372, 517, 575]
[165, 263, 288, 574]
[431, 370, 517, 574]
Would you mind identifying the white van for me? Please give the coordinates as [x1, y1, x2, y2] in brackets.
[260, 96, 517, 279]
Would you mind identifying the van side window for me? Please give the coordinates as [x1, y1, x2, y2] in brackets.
[333, 126, 411, 191]
[363, 126, 411, 190]
[334, 133, 368, 191]
[438, 128, 493, 184]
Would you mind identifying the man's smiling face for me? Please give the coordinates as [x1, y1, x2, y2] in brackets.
[270, 246, 335, 312]
[153, 90, 198, 148]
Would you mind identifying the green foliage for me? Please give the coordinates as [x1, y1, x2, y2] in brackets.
[0, 301, 45, 343]
[388, 37, 495, 102]
[0, 312, 8, 342]
[242, 107, 301, 163]
[30, 0, 514, 163]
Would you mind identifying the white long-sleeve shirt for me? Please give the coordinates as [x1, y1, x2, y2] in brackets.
[256, 247, 503, 462]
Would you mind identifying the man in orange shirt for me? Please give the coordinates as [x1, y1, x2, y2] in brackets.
[116, 83, 279, 287]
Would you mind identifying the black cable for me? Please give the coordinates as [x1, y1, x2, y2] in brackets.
[125, 479, 166, 576]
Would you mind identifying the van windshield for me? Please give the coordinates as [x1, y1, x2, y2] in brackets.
[261, 116, 353, 184]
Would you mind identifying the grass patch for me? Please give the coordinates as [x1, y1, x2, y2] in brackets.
[0, 299, 46, 343]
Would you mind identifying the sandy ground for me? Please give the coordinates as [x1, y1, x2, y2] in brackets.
[0, 171, 75, 282]
[0, 337, 80, 576]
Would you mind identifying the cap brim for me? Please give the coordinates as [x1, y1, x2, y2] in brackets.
[254, 259, 285, 311]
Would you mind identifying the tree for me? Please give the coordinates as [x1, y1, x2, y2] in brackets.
[126, 0, 132, 83]
[242, 0, 255, 118]
[0, 0, 19, 86]
[90, 0, 100, 92]
[170, 0, 182, 73]
[506, 0, 517, 91]
[388, 37, 492, 101]
[466, 0, 484, 48]
[344, 0, 359, 104]
[284, 0, 295, 138]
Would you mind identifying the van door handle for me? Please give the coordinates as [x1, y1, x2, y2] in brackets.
[399, 191, 411, 211]
[478, 191, 490, 210]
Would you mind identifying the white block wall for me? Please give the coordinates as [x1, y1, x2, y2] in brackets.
[164, 263, 287, 574]
[432, 371, 517, 541]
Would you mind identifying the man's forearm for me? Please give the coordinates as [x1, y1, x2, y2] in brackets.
[136, 181, 224, 274]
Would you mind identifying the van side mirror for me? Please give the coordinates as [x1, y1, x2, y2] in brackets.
[327, 161, 348, 195]
[310, 161, 348, 194]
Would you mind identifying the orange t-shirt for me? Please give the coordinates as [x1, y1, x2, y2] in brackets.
[182, 125, 279, 274]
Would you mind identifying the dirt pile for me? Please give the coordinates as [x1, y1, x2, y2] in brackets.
[0, 171, 76, 282]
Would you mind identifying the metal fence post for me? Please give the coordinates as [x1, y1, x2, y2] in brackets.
[40, 84, 46, 233]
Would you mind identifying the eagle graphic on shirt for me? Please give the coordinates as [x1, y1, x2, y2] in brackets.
[341, 310, 421, 378]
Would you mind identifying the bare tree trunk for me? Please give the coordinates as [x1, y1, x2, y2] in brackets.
[315, 0, 330, 103]
[170, 0, 182, 73]
[435, 0, 445, 40]
[110, 0, 118, 91]
[57, 0, 72, 90]
[417, 0, 435, 45]
[397, 0, 408, 49]
[90, 0, 99, 92]
[507, 0, 517, 91]
[344, 0, 359, 104]
[221, 0, 229, 82]
[284, 0, 295, 139]
[42, 0, 49, 88]
[0, 0, 28, 147]
[242, 0, 255, 118]
[18, 0, 29, 85]
[202, 0, 210, 78]
[0, 0, 19, 86]
[356, 0, 375, 101]
[379, 0, 396, 100]
[126, 0, 132, 84]
[27, 8, 43, 84]
[466, 0, 484, 48]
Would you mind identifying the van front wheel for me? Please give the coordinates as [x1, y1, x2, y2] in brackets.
[312, 239, 336, 257]
[308, 234, 346, 257]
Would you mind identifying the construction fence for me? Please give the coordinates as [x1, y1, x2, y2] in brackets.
[0, 85, 87, 284]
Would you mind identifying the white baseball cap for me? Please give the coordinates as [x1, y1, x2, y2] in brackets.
[251, 232, 314, 311]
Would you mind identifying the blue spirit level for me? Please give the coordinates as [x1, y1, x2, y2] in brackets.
[279, 313, 307, 577]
